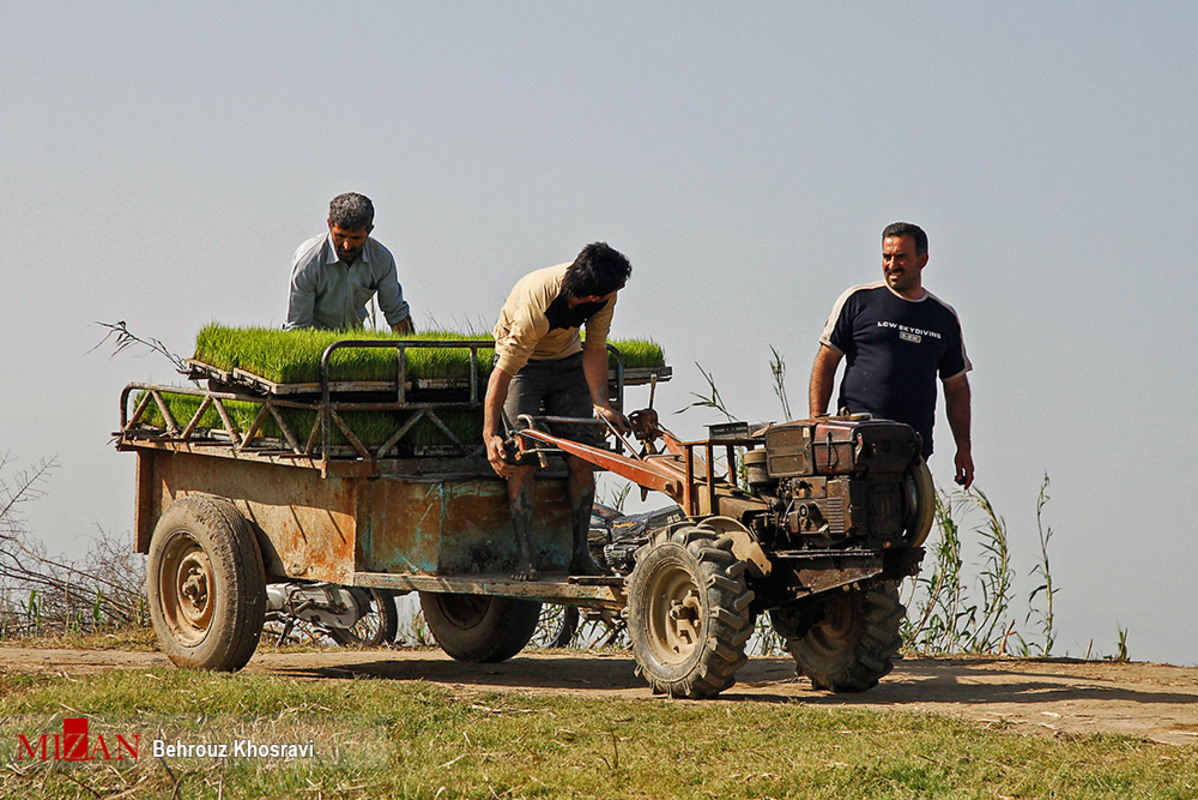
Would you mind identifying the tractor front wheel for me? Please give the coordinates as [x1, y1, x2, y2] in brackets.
[625, 525, 754, 698]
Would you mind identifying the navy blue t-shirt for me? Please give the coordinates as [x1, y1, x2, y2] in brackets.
[820, 281, 971, 457]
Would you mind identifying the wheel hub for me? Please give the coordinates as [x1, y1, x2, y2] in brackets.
[160, 535, 216, 644]
[176, 550, 214, 626]
[667, 589, 701, 645]
[181, 565, 207, 603]
[626, 528, 755, 698]
[649, 567, 703, 660]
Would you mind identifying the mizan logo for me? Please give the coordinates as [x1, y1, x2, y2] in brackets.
[14, 718, 315, 763]
[17, 718, 140, 762]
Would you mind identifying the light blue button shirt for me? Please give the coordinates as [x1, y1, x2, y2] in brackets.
[284, 233, 411, 330]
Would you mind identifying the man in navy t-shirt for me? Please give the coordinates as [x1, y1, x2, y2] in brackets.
[808, 222, 974, 488]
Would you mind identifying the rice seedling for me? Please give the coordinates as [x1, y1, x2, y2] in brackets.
[677, 362, 736, 421]
[132, 326, 666, 453]
[769, 344, 792, 419]
[602, 336, 666, 372]
[193, 324, 665, 385]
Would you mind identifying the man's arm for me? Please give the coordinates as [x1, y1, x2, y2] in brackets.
[808, 344, 843, 417]
[372, 246, 413, 332]
[483, 368, 515, 478]
[582, 345, 629, 432]
[285, 240, 324, 330]
[285, 271, 316, 330]
[943, 372, 974, 489]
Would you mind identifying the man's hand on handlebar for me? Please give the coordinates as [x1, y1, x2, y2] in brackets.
[485, 434, 514, 478]
[594, 404, 631, 435]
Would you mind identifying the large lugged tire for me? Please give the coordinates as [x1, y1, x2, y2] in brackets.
[625, 525, 755, 698]
[147, 495, 266, 671]
[775, 582, 904, 693]
[328, 588, 400, 647]
[419, 592, 541, 662]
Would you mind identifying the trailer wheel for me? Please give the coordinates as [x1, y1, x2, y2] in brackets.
[775, 582, 904, 693]
[328, 589, 400, 647]
[903, 458, 935, 546]
[147, 495, 266, 671]
[625, 525, 754, 698]
[419, 592, 541, 662]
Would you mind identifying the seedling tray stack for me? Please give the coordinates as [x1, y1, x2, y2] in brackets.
[122, 325, 670, 464]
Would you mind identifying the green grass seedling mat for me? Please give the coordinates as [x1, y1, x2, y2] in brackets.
[129, 326, 665, 455]
[192, 324, 666, 387]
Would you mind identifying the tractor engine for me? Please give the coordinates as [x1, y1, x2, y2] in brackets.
[743, 416, 931, 551]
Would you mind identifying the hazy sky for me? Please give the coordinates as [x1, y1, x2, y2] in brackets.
[2, 2, 1195, 665]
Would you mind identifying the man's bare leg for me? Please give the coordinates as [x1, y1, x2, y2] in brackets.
[507, 464, 538, 581]
[566, 455, 601, 575]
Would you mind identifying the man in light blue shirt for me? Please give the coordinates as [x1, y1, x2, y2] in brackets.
[284, 193, 415, 333]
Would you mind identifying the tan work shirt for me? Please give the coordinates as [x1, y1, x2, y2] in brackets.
[492, 263, 616, 376]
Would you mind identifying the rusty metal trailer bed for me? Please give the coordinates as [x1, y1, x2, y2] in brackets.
[119, 340, 666, 672]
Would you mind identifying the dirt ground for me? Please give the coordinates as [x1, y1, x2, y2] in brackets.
[3, 647, 1196, 746]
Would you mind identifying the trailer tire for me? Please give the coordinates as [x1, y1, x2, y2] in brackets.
[776, 582, 904, 693]
[328, 589, 400, 647]
[147, 495, 266, 671]
[419, 592, 541, 662]
[625, 525, 754, 698]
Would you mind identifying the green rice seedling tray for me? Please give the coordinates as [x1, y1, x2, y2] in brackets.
[121, 326, 670, 460]
[188, 324, 670, 397]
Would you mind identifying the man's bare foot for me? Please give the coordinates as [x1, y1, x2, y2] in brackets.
[512, 565, 539, 582]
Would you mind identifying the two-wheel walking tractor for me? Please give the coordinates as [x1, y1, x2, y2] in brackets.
[119, 339, 933, 697]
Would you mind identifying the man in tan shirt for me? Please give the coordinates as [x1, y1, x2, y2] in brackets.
[484, 242, 632, 581]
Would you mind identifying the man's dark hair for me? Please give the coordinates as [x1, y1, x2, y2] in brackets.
[562, 242, 632, 298]
[882, 222, 928, 256]
[329, 192, 375, 230]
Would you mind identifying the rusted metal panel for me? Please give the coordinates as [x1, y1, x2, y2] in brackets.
[793, 562, 882, 595]
[117, 437, 376, 478]
[362, 476, 573, 575]
[133, 450, 162, 553]
[778, 552, 885, 597]
[132, 441, 579, 585]
[140, 450, 359, 584]
[764, 418, 918, 477]
[764, 422, 815, 477]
